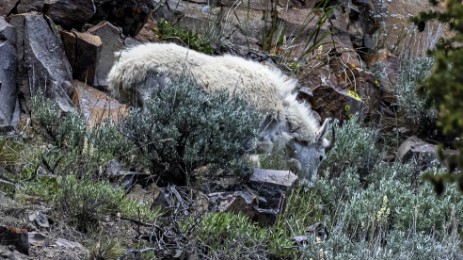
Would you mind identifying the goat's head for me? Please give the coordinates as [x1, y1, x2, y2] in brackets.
[285, 118, 335, 187]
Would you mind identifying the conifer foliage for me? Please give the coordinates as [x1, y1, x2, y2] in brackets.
[412, 0, 463, 193]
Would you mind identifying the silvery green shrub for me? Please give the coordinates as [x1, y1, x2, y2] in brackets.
[121, 76, 265, 183]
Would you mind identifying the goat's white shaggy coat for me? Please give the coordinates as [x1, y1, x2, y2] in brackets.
[107, 42, 333, 186]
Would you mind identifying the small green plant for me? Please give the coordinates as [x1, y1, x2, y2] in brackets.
[181, 212, 293, 258]
[31, 93, 86, 148]
[0, 137, 21, 167]
[88, 232, 126, 260]
[157, 19, 214, 54]
[320, 116, 378, 177]
[58, 175, 126, 231]
[88, 119, 136, 164]
[122, 76, 265, 184]
[57, 175, 160, 232]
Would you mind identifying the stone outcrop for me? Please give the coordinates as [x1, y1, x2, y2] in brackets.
[9, 13, 74, 113]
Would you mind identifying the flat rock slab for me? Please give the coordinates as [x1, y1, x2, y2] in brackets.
[208, 191, 257, 215]
[72, 80, 128, 127]
[249, 168, 298, 189]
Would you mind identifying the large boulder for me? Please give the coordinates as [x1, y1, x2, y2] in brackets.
[43, 0, 96, 30]
[9, 13, 74, 113]
[92, 0, 155, 36]
[0, 17, 19, 129]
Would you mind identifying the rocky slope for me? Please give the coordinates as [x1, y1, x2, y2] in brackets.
[0, 0, 456, 259]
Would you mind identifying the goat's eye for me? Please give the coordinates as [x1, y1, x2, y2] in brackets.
[319, 155, 324, 162]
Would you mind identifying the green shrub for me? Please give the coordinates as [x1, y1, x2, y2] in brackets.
[57, 175, 160, 231]
[121, 76, 265, 184]
[31, 94, 86, 148]
[88, 119, 135, 164]
[30, 93, 137, 169]
[394, 57, 436, 123]
[276, 115, 462, 259]
[283, 161, 462, 259]
[320, 116, 378, 177]
[182, 212, 293, 258]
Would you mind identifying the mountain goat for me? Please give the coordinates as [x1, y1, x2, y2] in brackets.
[107, 42, 334, 187]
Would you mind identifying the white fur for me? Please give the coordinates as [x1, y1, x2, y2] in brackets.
[107, 43, 332, 186]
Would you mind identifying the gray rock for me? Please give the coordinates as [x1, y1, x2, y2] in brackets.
[208, 191, 258, 217]
[9, 13, 74, 113]
[396, 136, 459, 171]
[87, 21, 124, 89]
[331, 32, 362, 67]
[0, 17, 18, 129]
[17, 0, 44, 13]
[366, 49, 400, 95]
[44, 0, 96, 29]
[247, 168, 297, 225]
[0, 0, 17, 16]
[28, 212, 50, 229]
[55, 238, 84, 249]
[28, 232, 49, 247]
[396, 136, 439, 168]
[249, 168, 298, 190]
